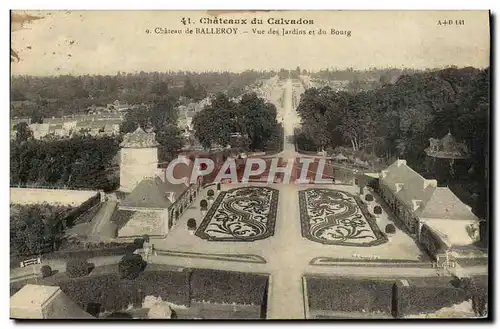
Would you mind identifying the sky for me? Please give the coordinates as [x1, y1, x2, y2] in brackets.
[11, 10, 490, 76]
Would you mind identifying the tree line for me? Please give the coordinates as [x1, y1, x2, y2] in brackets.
[11, 70, 275, 118]
[10, 135, 121, 191]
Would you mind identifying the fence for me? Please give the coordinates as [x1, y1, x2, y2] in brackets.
[19, 257, 41, 268]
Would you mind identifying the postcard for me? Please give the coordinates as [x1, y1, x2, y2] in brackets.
[10, 10, 490, 320]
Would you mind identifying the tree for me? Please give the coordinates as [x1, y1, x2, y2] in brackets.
[365, 194, 374, 202]
[239, 93, 280, 151]
[187, 218, 197, 231]
[207, 189, 215, 199]
[31, 107, 44, 124]
[13, 122, 33, 143]
[41, 265, 52, 278]
[193, 93, 236, 149]
[373, 205, 383, 215]
[119, 254, 146, 279]
[385, 224, 396, 234]
[66, 259, 92, 278]
[193, 92, 280, 152]
[200, 199, 208, 210]
[183, 78, 197, 100]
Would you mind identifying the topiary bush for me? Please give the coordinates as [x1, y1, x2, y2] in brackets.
[41, 265, 53, 278]
[365, 194, 374, 202]
[142, 234, 150, 243]
[133, 237, 145, 249]
[200, 199, 208, 210]
[66, 259, 92, 278]
[217, 183, 221, 191]
[119, 254, 146, 280]
[207, 189, 215, 199]
[385, 224, 396, 234]
[187, 218, 197, 231]
[373, 205, 383, 215]
[125, 244, 138, 254]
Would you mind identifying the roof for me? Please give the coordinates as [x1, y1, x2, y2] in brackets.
[120, 126, 159, 148]
[10, 284, 94, 319]
[117, 210, 164, 238]
[420, 187, 479, 221]
[441, 132, 457, 148]
[423, 219, 478, 248]
[120, 174, 190, 209]
[120, 177, 173, 209]
[10, 285, 60, 309]
[380, 159, 436, 210]
[380, 159, 478, 221]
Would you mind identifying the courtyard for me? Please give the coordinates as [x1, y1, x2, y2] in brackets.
[152, 182, 428, 265]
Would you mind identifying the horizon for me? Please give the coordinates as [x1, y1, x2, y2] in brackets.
[10, 65, 490, 79]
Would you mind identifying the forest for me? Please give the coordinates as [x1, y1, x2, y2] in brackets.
[295, 66, 489, 222]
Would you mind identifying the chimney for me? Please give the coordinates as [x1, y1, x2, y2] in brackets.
[395, 183, 404, 193]
[412, 199, 423, 211]
[423, 179, 438, 190]
[396, 159, 406, 167]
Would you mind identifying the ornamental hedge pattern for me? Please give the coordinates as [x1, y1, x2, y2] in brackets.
[299, 188, 387, 246]
[195, 186, 279, 242]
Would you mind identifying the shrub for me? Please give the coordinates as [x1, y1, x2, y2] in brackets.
[133, 237, 145, 249]
[53, 270, 191, 313]
[142, 234, 150, 243]
[373, 205, 383, 215]
[385, 224, 396, 234]
[307, 277, 394, 314]
[190, 269, 268, 305]
[396, 278, 470, 317]
[66, 259, 91, 278]
[119, 254, 146, 280]
[41, 265, 53, 278]
[125, 244, 138, 254]
[86, 302, 102, 317]
[200, 199, 208, 210]
[187, 218, 197, 231]
[216, 183, 221, 191]
[365, 194, 374, 202]
[106, 312, 133, 319]
[207, 189, 215, 198]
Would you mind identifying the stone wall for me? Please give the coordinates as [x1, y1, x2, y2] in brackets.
[10, 188, 100, 207]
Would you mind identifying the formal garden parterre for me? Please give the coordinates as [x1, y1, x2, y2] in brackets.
[195, 187, 279, 242]
[299, 188, 387, 246]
